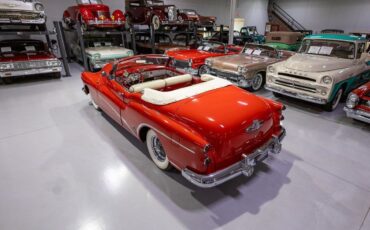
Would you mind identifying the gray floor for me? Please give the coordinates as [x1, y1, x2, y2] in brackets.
[0, 63, 370, 230]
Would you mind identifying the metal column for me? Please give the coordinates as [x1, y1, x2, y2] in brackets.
[229, 0, 237, 45]
[54, 21, 71, 77]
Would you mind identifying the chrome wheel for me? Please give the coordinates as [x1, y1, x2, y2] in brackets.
[250, 73, 264, 91]
[146, 129, 171, 170]
[332, 88, 343, 110]
[152, 15, 161, 30]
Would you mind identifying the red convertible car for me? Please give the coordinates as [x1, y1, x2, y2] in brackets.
[166, 41, 242, 76]
[63, 0, 126, 31]
[344, 81, 370, 123]
[81, 54, 286, 188]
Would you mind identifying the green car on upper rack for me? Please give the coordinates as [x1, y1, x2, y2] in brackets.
[265, 34, 370, 111]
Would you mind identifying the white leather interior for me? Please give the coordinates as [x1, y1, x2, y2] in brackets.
[141, 75, 232, 105]
[129, 79, 166, 93]
[164, 74, 192, 86]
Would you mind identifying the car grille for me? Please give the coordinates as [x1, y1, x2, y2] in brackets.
[0, 11, 41, 20]
[173, 59, 190, 69]
[278, 72, 316, 82]
[13, 61, 48, 70]
[211, 68, 241, 82]
[275, 79, 317, 93]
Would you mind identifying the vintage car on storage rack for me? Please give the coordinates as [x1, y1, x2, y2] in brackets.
[240, 26, 266, 44]
[135, 33, 188, 54]
[177, 9, 216, 30]
[166, 41, 242, 76]
[265, 31, 304, 51]
[265, 34, 370, 111]
[63, 0, 126, 31]
[67, 32, 134, 71]
[125, 0, 188, 30]
[205, 44, 293, 91]
[344, 81, 370, 123]
[0, 39, 62, 84]
[0, 0, 46, 31]
[81, 54, 286, 188]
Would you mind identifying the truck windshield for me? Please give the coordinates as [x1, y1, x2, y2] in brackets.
[299, 39, 356, 59]
[77, 0, 103, 5]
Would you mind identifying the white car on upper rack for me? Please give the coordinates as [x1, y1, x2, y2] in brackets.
[0, 0, 47, 31]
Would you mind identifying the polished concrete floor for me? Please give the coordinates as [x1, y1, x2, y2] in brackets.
[0, 63, 370, 230]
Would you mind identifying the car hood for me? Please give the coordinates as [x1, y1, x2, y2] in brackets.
[0, 52, 55, 62]
[167, 49, 218, 61]
[86, 47, 132, 57]
[211, 54, 274, 71]
[284, 54, 354, 72]
[0, 0, 35, 11]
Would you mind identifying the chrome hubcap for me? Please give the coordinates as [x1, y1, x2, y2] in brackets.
[151, 136, 166, 162]
[332, 89, 342, 109]
[252, 74, 263, 90]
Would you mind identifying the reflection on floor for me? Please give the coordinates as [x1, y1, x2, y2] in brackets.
[0, 63, 369, 230]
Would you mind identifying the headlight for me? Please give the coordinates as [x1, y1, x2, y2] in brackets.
[0, 63, 14, 71]
[205, 59, 213, 67]
[237, 66, 248, 74]
[268, 65, 276, 73]
[346, 93, 359, 109]
[34, 3, 44, 11]
[92, 54, 101, 60]
[321, 76, 333, 84]
[46, 60, 61, 67]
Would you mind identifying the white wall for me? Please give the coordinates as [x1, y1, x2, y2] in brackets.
[277, 0, 370, 33]
[236, 0, 268, 34]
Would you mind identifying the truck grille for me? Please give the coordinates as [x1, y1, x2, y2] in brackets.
[275, 79, 317, 93]
[278, 72, 316, 82]
[13, 60, 48, 70]
[173, 59, 190, 69]
[0, 11, 41, 20]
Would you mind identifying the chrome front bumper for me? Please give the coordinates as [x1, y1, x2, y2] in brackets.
[87, 20, 124, 26]
[0, 67, 62, 78]
[0, 18, 45, 24]
[265, 85, 328, 105]
[344, 107, 370, 123]
[182, 128, 286, 188]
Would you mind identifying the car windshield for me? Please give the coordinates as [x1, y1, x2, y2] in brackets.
[197, 42, 225, 53]
[0, 41, 45, 54]
[77, 0, 103, 5]
[242, 44, 277, 58]
[85, 35, 121, 48]
[146, 0, 164, 6]
[299, 39, 356, 59]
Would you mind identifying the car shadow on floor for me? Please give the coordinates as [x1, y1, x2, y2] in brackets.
[0, 74, 62, 86]
[78, 104, 299, 229]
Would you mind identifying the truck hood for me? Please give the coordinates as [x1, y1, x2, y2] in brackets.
[172, 86, 275, 164]
[167, 49, 217, 61]
[0, 0, 36, 11]
[284, 54, 354, 72]
[0, 51, 55, 62]
[86, 47, 132, 58]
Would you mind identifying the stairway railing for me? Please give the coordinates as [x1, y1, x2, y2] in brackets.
[271, 1, 306, 31]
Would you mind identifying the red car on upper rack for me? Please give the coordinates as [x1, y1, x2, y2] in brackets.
[81, 54, 286, 188]
[177, 9, 216, 30]
[165, 41, 242, 76]
[344, 81, 370, 123]
[0, 39, 62, 84]
[63, 0, 126, 31]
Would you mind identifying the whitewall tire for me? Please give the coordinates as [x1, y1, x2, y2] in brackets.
[146, 129, 171, 170]
[90, 94, 100, 111]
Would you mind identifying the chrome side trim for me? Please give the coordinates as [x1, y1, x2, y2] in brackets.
[137, 123, 196, 154]
[265, 85, 327, 105]
[344, 107, 370, 123]
[182, 128, 286, 188]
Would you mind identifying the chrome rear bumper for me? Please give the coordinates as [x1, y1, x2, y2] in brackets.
[344, 107, 370, 123]
[182, 128, 286, 188]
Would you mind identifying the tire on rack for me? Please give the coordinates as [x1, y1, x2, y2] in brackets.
[151, 15, 161, 31]
[247, 72, 265, 92]
[323, 87, 344, 112]
[146, 129, 172, 170]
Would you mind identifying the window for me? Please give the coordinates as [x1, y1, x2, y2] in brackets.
[299, 39, 355, 59]
[356, 43, 365, 59]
